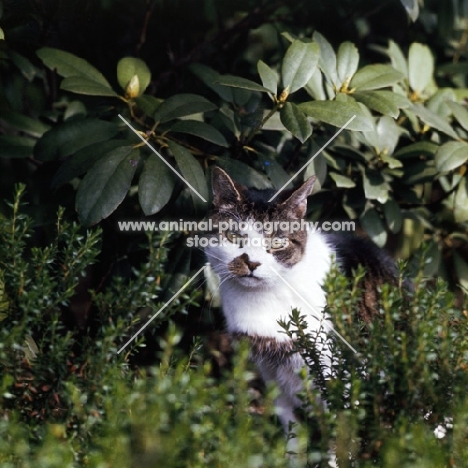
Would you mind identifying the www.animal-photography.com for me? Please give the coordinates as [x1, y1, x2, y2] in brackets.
[1, 0, 468, 466]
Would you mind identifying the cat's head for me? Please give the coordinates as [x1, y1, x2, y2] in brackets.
[204, 167, 316, 290]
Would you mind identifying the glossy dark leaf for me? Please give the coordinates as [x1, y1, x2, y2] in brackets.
[76, 146, 139, 225]
[408, 43, 434, 94]
[215, 158, 272, 189]
[411, 103, 458, 139]
[360, 208, 387, 247]
[154, 94, 217, 124]
[257, 60, 278, 95]
[362, 170, 389, 203]
[61, 76, 119, 97]
[0, 111, 50, 138]
[34, 119, 120, 161]
[0, 136, 35, 159]
[190, 63, 234, 102]
[281, 40, 320, 94]
[51, 140, 130, 189]
[37, 47, 116, 96]
[299, 100, 373, 131]
[280, 102, 312, 143]
[435, 142, 468, 173]
[139, 154, 176, 215]
[170, 120, 229, 147]
[447, 101, 468, 132]
[329, 172, 356, 188]
[336, 42, 359, 86]
[383, 198, 403, 233]
[216, 75, 270, 93]
[454, 175, 468, 223]
[167, 141, 209, 206]
[350, 64, 403, 91]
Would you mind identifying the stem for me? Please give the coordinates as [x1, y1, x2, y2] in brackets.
[243, 104, 279, 146]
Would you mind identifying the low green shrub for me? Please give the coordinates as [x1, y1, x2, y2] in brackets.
[0, 186, 467, 467]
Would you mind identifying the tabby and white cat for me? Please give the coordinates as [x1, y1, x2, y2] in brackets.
[204, 167, 399, 432]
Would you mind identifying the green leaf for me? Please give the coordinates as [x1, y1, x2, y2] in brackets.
[329, 172, 356, 188]
[353, 90, 409, 118]
[426, 88, 455, 119]
[313, 31, 338, 87]
[336, 42, 359, 86]
[360, 207, 387, 247]
[189, 63, 234, 102]
[167, 141, 209, 206]
[299, 100, 374, 131]
[37, 47, 115, 94]
[393, 141, 438, 159]
[154, 94, 217, 124]
[380, 153, 403, 168]
[261, 156, 292, 189]
[51, 140, 130, 189]
[76, 146, 139, 225]
[408, 43, 434, 94]
[400, 0, 419, 22]
[362, 170, 389, 203]
[281, 40, 320, 94]
[117, 57, 151, 97]
[257, 60, 278, 95]
[9, 51, 39, 82]
[410, 103, 459, 139]
[170, 120, 229, 147]
[383, 198, 403, 233]
[435, 142, 468, 173]
[64, 101, 87, 120]
[447, 101, 468, 132]
[455, 175, 468, 221]
[375, 116, 403, 156]
[387, 40, 408, 78]
[453, 250, 468, 290]
[0, 111, 50, 138]
[350, 64, 403, 91]
[61, 76, 119, 97]
[279, 102, 312, 143]
[139, 154, 176, 215]
[135, 95, 163, 117]
[0, 136, 35, 159]
[401, 160, 437, 185]
[305, 68, 326, 100]
[34, 119, 120, 161]
[216, 75, 270, 93]
[216, 158, 272, 189]
[0, 28, 4, 41]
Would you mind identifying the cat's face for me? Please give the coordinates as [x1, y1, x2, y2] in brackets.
[204, 167, 316, 290]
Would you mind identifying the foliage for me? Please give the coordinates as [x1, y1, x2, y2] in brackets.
[281, 260, 468, 466]
[1, 1, 468, 466]
[0, 188, 467, 466]
[1, 0, 468, 289]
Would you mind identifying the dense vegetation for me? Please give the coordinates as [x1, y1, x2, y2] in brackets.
[1, 0, 468, 466]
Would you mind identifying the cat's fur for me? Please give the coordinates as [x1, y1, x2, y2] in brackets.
[204, 167, 400, 431]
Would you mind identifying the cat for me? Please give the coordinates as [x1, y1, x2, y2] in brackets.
[204, 166, 401, 436]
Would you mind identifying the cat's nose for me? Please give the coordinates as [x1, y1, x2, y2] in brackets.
[240, 253, 261, 272]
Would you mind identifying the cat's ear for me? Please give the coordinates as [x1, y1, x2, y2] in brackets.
[278, 176, 317, 219]
[211, 167, 246, 209]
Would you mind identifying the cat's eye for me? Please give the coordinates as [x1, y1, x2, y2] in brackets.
[267, 237, 289, 252]
[225, 230, 246, 245]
